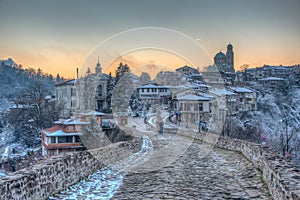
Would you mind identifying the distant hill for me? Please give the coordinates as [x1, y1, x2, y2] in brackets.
[0, 58, 62, 100]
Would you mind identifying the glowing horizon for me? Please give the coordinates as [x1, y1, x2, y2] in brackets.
[0, 0, 299, 78]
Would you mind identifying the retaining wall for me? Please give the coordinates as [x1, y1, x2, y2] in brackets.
[0, 137, 142, 200]
[164, 128, 300, 200]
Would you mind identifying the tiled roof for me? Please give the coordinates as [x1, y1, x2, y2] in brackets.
[177, 94, 210, 101]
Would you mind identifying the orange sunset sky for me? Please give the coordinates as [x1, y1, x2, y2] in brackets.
[0, 0, 299, 78]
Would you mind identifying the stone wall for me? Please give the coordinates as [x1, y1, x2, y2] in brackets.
[216, 136, 300, 200]
[0, 137, 142, 200]
[164, 128, 300, 200]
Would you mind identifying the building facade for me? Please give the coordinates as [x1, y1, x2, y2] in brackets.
[176, 65, 199, 75]
[210, 88, 238, 117]
[244, 65, 291, 82]
[176, 94, 211, 128]
[41, 111, 105, 158]
[212, 43, 235, 84]
[55, 59, 114, 116]
[258, 77, 286, 89]
[41, 118, 89, 158]
[137, 83, 171, 104]
[55, 79, 77, 117]
[228, 87, 257, 112]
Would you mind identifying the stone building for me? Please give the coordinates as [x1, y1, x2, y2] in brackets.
[293, 65, 300, 84]
[228, 87, 257, 112]
[210, 88, 238, 117]
[211, 43, 236, 84]
[56, 58, 114, 116]
[55, 79, 77, 117]
[176, 93, 211, 128]
[137, 83, 171, 104]
[176, 65, 199, 76]
[214, 43, 234, 67]
[244, 65, 291, 82]
[86, 58, 114, 113]
[258, 77, 286, 89]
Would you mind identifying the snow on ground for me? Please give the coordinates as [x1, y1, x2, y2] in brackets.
[51, 136, 153, 199]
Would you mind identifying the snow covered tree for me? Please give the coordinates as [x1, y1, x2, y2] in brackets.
[112, 72, 139, 113]
[8, 81, 58, 147]
[139, 72, 151, 85]
[115, 62, 130, 84]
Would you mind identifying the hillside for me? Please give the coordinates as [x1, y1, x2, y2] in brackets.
[226, 83, 300, 167]
[0, 58, 61, 109]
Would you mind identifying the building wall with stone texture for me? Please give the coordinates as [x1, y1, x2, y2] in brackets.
[0, 138, 142, 200]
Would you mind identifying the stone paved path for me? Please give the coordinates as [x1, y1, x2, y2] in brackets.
[112, 134, 271, 199]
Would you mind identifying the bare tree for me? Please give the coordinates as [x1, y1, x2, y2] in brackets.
[8, 81, 58, 147]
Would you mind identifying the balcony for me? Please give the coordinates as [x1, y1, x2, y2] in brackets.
[43, 141, 83, 149]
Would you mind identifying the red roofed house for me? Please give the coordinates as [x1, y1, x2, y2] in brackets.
[41, 111, 105, 158]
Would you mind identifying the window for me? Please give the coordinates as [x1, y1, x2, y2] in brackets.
[194, 103, 198, 111]
[186, 103, 190, 111]
[67, 136, 73, 143]
[71, 100, 76, 107]
[67, 126, 74, 131]
[71, 88, 76, 97]
[180, 103, 183, 110]
[75, 136, 81, 143]
[97, 85, 102, 97]
[58, 136, 73, 143]
[199, 103, 203, 111]
[142, 88, 144, 93]
[58, 136, 66, 143]
[147, 89, 150, 92]
[51, 137, 56, 143]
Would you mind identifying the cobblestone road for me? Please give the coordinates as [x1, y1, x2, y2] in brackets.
[112, 133, 271, 199]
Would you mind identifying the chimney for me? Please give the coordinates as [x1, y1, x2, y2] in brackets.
[76, 68, 79, 79]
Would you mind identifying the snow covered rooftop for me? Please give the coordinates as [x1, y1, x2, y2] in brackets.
[100, 73, 113, 80]
[210, 89, 235, 96]
[9, 104, 35, 109]
[229, 87, 254, 93]
[177, 94, 210, 101]
[54, 118, 90, 125]
[81, 111, 106, 116]
[259, 77, 285, 81]
[137, 83, 170, 89]
[189, 73, 201, 77]
[55, 79, 76, 86]
[45, 130, 81, 137]
[44, 95, 52, 100]
[176, 65, 198, 71]
[195, 84, 211, 88]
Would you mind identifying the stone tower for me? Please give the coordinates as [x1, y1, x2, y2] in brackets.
[226, 43, 234, 68]
[95, 56, 102, 75]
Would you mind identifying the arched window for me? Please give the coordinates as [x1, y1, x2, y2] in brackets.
[97, 85, 102, 97]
